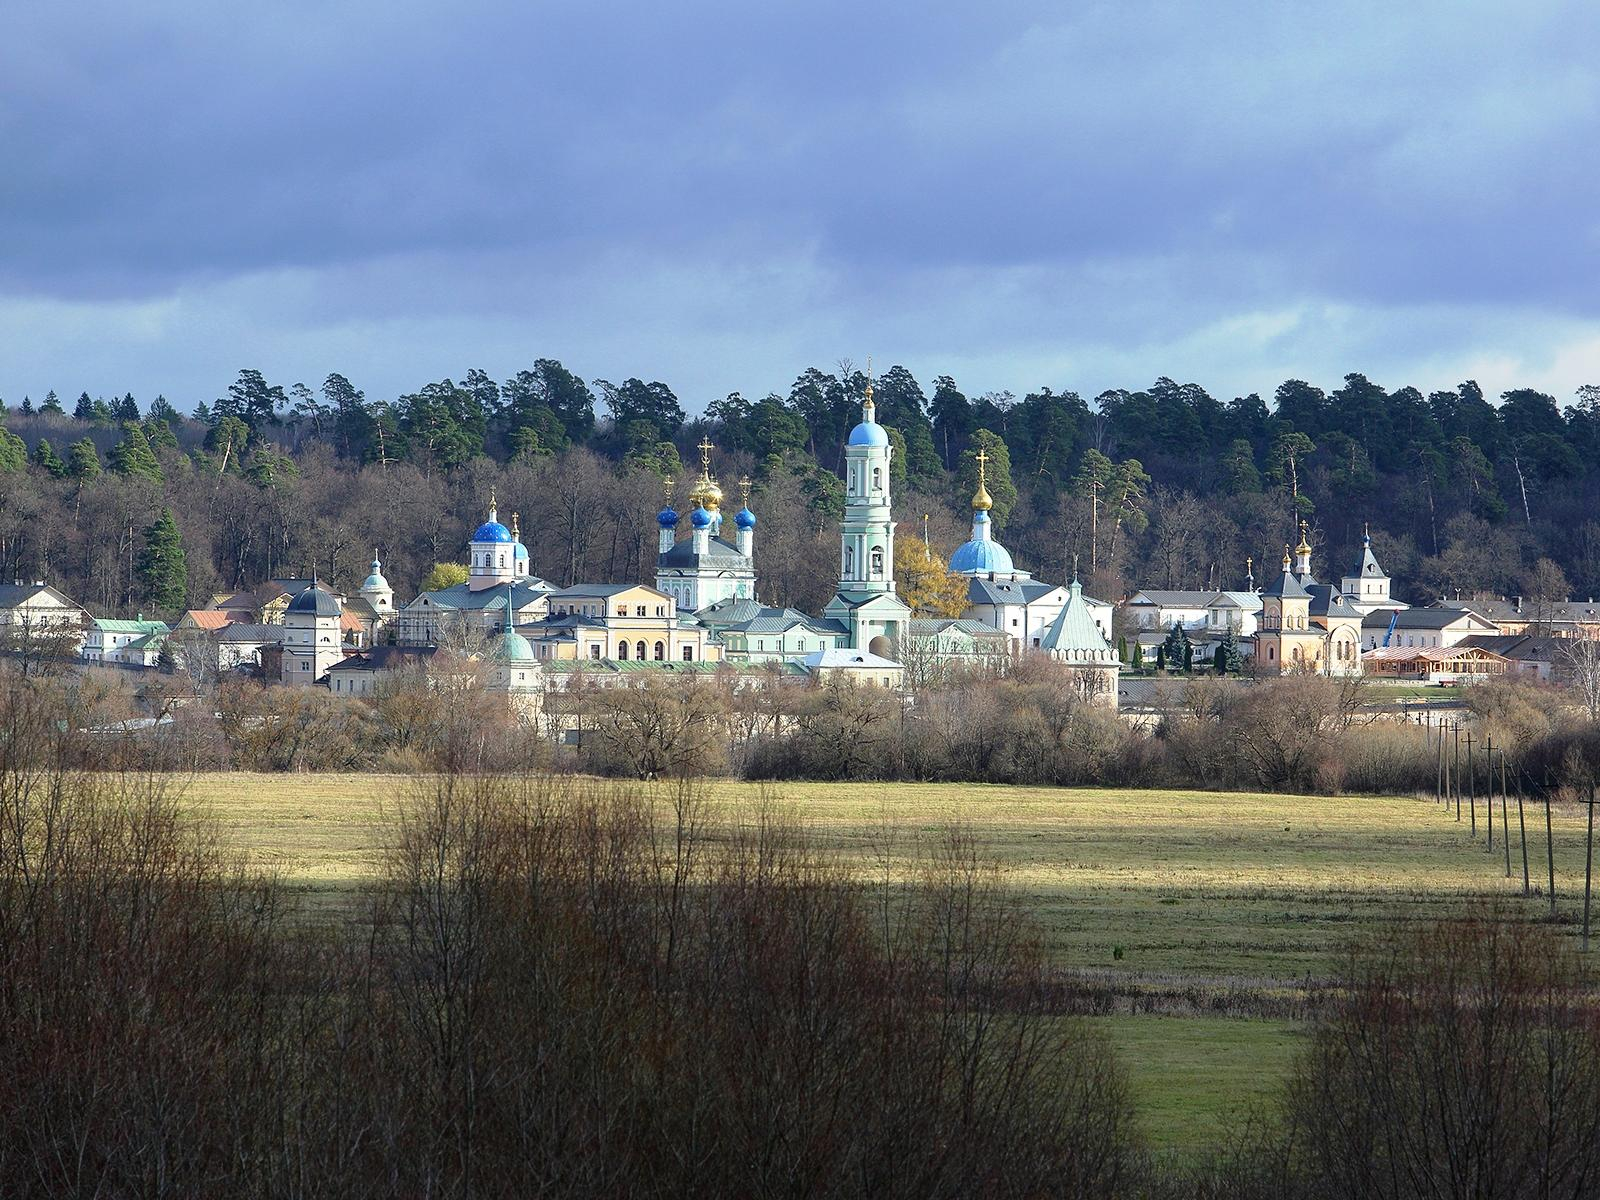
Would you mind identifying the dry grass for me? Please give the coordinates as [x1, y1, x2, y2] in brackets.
[186, 774, 1585, 981]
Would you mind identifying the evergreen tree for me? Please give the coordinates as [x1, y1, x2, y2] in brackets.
[1183, 643, 1194, 672]
[955, 430, 1018, 529]
[67, 438, 101, 480]
[1155, 645, 1166, 671]
[137, 508, 188, 611]
[19, 396, 33, 416]
[40, 390, 64, 416]
[1161, 622, 1191, 672]
[108, 422, 164, 483]
[147, 394, 181, 427]
[114, 392, 140, 423]
[73, 392, 95, 421]
[0, 428, 25, 473]
[144, 417, 179, 451]
[1131, 642, 1144, 671]
[1215, 625, 1243, 674]
[31, 438, 66, 478]
[1117, 635, 1128, 663]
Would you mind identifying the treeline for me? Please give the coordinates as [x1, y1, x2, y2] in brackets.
[89, 654, 1600, 799]
[7, 672, 1600, 1198]
[1, 362, 1598, 618]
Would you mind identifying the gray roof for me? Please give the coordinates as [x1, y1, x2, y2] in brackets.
[1305, 583, 1363, 620]
[727, 607, 840, 636]
[1259, 569, 1311, 600]
[0, 582, 80, 609]
[1127, 589, 1217, 607]
[966, 578, 1062, 606]
[1437, 598, 1600, 623]
[1350, 536, 1388, 580]
[551, 583, 648, 598]
[1363, 608, 1490, 629]
[907, 618, 1008, 639]
[1457, 634, 1570, 662]
[657, 537, 750, 569]
[326, 645, 437, 672]
[217, 623, 286, 643]
[406, 580, 550, 612]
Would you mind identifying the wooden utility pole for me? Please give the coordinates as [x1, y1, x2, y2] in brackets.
[1453, 722, 1462, 822]
[1545, 781, 1558, 916]
[1466, 732, 1477, 837]
[1514, 760, 1529, 896]
[1500, 752, 1512, 878]
[1585, 784, 1596, 954]
[1486, 735, 1494, 852]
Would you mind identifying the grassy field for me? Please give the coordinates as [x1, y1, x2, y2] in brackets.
[190, 773, 1584, 982]
[184, 772, 1587, 1154]
[1102, 1014, 1303, 1155]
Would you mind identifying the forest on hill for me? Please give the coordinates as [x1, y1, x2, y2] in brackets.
[0, 363, 1596, 617]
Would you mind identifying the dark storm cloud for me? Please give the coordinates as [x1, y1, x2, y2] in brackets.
[1, 1, 1597, 407]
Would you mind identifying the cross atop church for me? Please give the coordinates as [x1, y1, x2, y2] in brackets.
[974, 447, 989, 485]
[698, 437, 714, 470]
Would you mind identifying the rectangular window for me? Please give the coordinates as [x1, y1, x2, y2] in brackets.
[683, 646, 694, 661]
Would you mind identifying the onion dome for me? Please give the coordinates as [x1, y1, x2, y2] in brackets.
[734, 507, 756, 530]
[949, 512, 1016, 575]
[361, 552, 388, 591]
[657, 505, 680, 528]
[689, 506, 713, 529]
[287, 583, 341, 617]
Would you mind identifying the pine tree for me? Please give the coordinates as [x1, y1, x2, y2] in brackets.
[73, 392, 96, 422]
[1216, 625, 1243, 674]
[109, 423, 164, 483]
[0, 428, 25, 473]
[32, 438, 66, 478]
[19, 396, 33, 416]
[40, 391, 64, 416]
[68, 438, 101, 480]
[114, 393, 140, 423]
[138, 508, 188, 611]
[1161, 622, 1191, 671]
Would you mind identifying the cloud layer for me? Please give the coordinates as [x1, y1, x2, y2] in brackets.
[3, 1, 1597, 411]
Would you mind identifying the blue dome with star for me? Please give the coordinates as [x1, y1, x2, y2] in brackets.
[657, 506, 679, 528]
[472, 520, 512, 543]
[689, 506, 712, 529]
[734, 507, 756, 530]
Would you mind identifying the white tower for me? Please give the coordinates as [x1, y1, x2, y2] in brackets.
[280, 580, 344, 685]
[359, 550, 394, 614]
[1340, 522, 1404, 614]
[468, 489, 516, 592]
[823, 370, 911, 654]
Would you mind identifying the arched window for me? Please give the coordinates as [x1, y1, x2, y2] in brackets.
[654, 641, 665, 661]
[618, 641, 629, 660]
[872, 467, 882, 491]
[636, 640, 646, 661]
[844, 546, 854, 577]
[870, 546, 884, 578]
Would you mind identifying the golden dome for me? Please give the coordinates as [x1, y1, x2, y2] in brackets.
[1294, 519, 1311, 556]
[689, 472, 723, 510]
[971, 445, 994, 511]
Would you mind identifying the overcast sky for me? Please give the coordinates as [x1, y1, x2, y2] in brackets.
[3, 1, 1597, 415]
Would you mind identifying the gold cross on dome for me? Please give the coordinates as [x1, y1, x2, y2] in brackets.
[698, 437, 714, 470]
[974, 447, 989, 484]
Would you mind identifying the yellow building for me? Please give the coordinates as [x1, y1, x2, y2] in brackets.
[526, 583, 723, 665]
